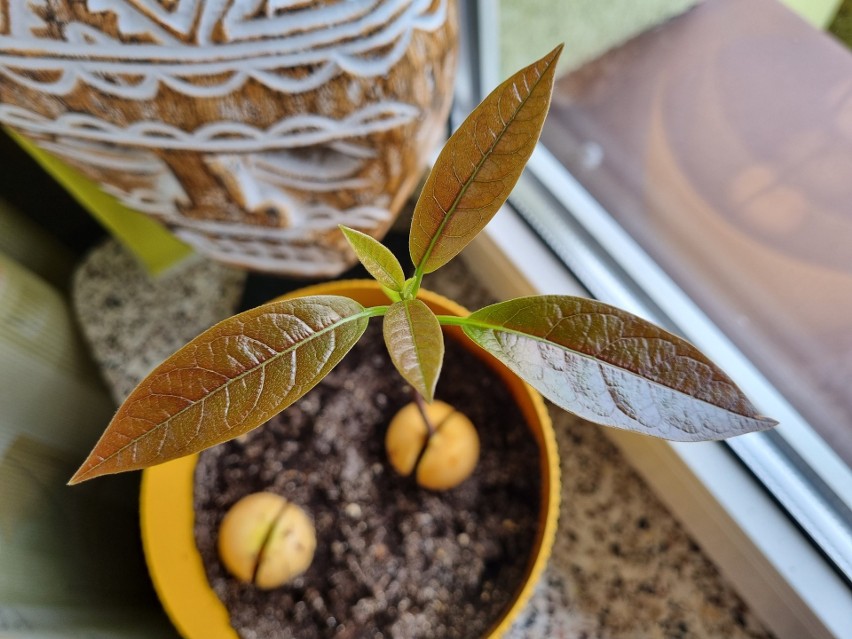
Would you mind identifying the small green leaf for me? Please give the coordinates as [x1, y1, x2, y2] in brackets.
[383, 299, 444, 402]
[409, 44, 563, 275]
[462, 296, 777, 442]
[381, 285, 402, 304]
[70, 296, 369, 484]
[401, 276, 419, 301]
[340, 225, 406, 292]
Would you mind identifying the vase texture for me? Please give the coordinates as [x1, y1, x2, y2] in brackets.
[0, 0, 458, 276]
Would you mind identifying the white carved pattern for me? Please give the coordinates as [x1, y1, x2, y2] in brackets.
[0, 102, 420, 151]
[1, 0, 452, 276]
[37, 136, 189, 217]
[37, 134, 395, 235]
[171, 197, 394, 276]
[206, 149, 372, 220]
[0, 0, 448, 99]
[222, 0, 380, 42]
[174, 230, 354, 277]
[166, 205, 392, 239]
[84, 0, 183, 44]
[107, 0, 203, 41]
[35, 132, 396, 275]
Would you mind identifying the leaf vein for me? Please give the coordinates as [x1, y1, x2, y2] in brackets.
[80, 305, 368, 479]
[468, 319, 759, 420]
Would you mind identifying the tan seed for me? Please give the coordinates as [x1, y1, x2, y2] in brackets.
[385, 400, 480, 491]
[218, 492, 316, 589]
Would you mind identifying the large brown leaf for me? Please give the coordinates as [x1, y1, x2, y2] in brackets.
[383, 299, 444, 402]
[409, 44, 562, 274]
[462, 296, 777, 441]
[70, 296, 369, 484]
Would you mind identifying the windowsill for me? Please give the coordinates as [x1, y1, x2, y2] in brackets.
[537, 0, 852, 480]
[462, 202, 852, 639]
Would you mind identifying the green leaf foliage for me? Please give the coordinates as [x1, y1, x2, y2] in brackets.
[69, 296, 370, 484]
[383, 299, 444, 402]
[340, 225, 406, 292]
[409, 44, 562, 275]
[461, 296, 777, 441]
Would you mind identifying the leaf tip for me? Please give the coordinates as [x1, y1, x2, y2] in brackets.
[550, 42, 565, 60]
[339, 224, 355, 241]
[67, 463, 91, 486]
[68, 450, 111, 484]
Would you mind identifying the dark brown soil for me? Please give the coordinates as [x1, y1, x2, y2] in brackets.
[194, 324, 542, 639]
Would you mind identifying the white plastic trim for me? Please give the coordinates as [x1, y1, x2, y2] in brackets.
[465, 204, 852, 639]
[526, 145, 852, 515]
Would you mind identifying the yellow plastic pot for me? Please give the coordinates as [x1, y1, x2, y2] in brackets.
[141, 280, 560, 639]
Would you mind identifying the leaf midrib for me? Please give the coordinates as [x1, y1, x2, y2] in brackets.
[79, 307, 374, 478]
[404, 300, 432, 397]
[416, 54, 557, 274]
[461, 317, 764, 421]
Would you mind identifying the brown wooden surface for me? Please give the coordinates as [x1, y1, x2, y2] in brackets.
[542, 0, 852, 465]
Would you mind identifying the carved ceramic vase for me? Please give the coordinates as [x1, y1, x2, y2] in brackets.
[0, 0, 458, 276]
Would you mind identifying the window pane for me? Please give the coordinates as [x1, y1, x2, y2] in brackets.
[544, 0, 852, 463]
[528, 0, 852, 468]
[493, 0, 852, 577]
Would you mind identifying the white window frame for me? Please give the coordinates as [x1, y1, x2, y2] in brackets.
[456, 3, 852, 638]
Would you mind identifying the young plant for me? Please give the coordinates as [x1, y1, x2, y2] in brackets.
[69, 44, 776, 488]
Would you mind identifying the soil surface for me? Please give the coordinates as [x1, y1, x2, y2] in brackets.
[194, 324, 542, 639]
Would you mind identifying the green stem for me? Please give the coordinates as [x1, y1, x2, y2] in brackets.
[364, 305, 390, 318]
[438, 314, 560, 344]
[413, 391, 436, 436]
[435, 314, 474, 327]
[400, 273, 422, 301]
[410, 268, 425, 297]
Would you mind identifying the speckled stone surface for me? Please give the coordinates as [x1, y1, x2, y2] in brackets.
[503, 417, 773, 639]
[72, 240, 247, 403]
[72, 245, 774, 638]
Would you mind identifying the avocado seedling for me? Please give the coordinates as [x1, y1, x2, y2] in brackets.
[69, 44, 776, 573]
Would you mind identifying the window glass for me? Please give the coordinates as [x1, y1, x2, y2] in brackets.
[492, 0, 852, 576]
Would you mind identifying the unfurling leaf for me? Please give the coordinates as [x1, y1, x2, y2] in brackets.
[69, 296, 369, 484]
[340, 225, 406, 292]
[383, 299, 444, 402]
[462, 297, 777, 441]
[409, 44, 563, 274]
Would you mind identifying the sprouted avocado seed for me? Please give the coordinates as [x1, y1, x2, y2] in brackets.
[218, 492, 316, 589]
[385, 400, 480, 491]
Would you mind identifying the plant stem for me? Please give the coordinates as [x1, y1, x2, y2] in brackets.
[363, 305, 390, 318]
[413, 392, 436, 436]
[400, 272, 423, 301]
[435, 314, 472, 327]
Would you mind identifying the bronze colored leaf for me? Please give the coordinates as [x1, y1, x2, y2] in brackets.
[409, 44, 563, 274]
[462, 297, 777, 441]
[69, 296, 369, 484]
[340, 225, 406, 292]
[383, 299, 444, 402]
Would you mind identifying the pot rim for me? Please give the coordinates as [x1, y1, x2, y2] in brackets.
[140, 279, 560, 639]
